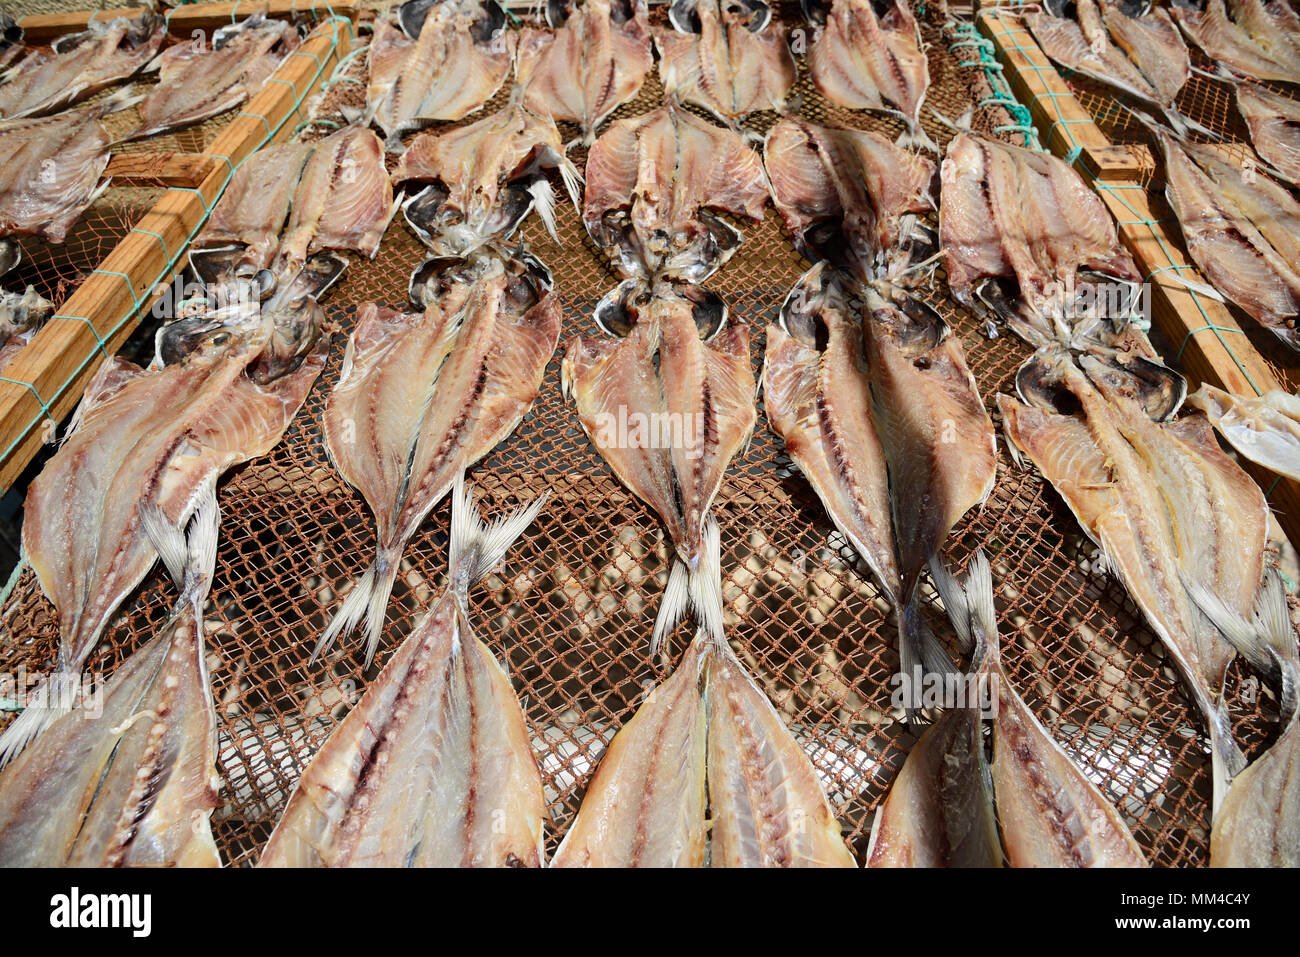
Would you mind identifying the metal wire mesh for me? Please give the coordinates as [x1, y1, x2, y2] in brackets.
[0, 7, 1284, 868]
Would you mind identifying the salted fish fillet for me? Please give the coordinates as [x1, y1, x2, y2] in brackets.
[997, 354, 1251, 811]
[562, 285, 755, 645]
[128, 14, 296, 140]
[0, 97, 118, 243]
[1100, 1, 1190, 111]
[764, 116, 935, 286]
[366, 0, 515, 143]
[654, 0, 795, 124]
[1236, 83, 1300, 187]
[809, 0, 929, 131]
[0, 493, 224, 867]
[516, 0, 652, 142]
[318, 256, 560, 665]
[583, 104, 769, 281]
[393, 103, 579, 257]
[0, 11, 164, 119]
[2, 303, 328, 765]
[1190, 383, 1300, 482]
[262, 476, 546, 867]
[1158, 130, 1300, 351]
[1173, 0, 1300, 85]
[939, 132, 1139, 347]
[554, 593, 855, 864]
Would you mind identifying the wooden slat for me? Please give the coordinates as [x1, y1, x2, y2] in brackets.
[18, 0, 358, 41]
[0, 19, 352, 491]
[105, 152, 217, 188]
[977, 9, 1146, 182]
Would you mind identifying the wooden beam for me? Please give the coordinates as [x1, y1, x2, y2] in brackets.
[18, 0, 358, 42]
[105, 152, 218, 188]
[0, 19, 351, 492]
[977, 9, 1145, 182]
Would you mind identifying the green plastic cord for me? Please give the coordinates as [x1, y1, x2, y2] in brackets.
[947, 18, 1041, 150]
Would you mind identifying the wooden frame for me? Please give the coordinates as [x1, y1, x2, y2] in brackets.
[0, 15, 354, 491]
[977, 5, 1300, 546]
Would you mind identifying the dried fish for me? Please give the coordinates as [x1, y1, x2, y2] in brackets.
[364, 0, 514, 147]
[1172, 0, 1300, 85]
[0, 287, 329, 765]
[654, 0, 795, 126]
[392, 102, 581, 258]
[1236, 83, 1300, 188]
[1189, 384, 1300, 483]
[0, 8, 21, 71]
[316, 251, 560, 665]
[0, 492, 224, 866]
[127, 12, 297, 141]
[0, 285, 52, 376]
[262, 474, 546, 867]
[764, 115, 936, 287]
[583, 103, 769, 282]
[516, 0, 653, 145]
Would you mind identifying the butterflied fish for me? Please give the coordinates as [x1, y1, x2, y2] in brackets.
[0, 285, 52, 376]
[0, 91, 134, 243]
[127, 12, 297, 141]
[1187, 570, 1300, 867]
[1025, 0, 1195, 133]
[191, 126, 394, 289]
[864, 281, 997, 712]
[262, 473, 546, 867]
[935, 552, 1148, 867]
[515, 0, 653, 146]
[654, 0, 795, 127]
[316, 251, 560, 665]
[1172, 0, 1300, 85]
[1189, 383, 1300, 482]
[392, 102, 581, 257]
[364, 0, 515, 147]
[764, 116, 936, 287]
[804, 0, 931, 148]
[0, 492, 224, 867]
[1236, 83, 1300, 187]
[0, 286, 329, 765]
[0, 10, 164, 119]
[1157, 129, 1300, 351]
[553, 519, 856, 867]
[583, 104, 769, 282]
[940, 132, 1142, 349]
[999, 350, 1260, 812]
[563, 282, 755, 648]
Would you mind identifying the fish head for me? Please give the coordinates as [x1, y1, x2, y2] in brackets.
[778, 261, 846, 349]
[250, 295, 326, 384]
[546, 0, 574, 27]
[1042, 0, 1076, 18]
[0, 286, 54, 336]
[1079, 351, 1188, 422]
[863, 282, 949, 357]
[1109, 0, 1153, 16]
[594, 278, 651, 337]
[409, 255, 480, 308]
[973, 276, 1053, 347]
[157, 311, 256, 367]
[500, 246, 556, 315]
[721, 0, 772, 31]
[676, 282, 729, 342]
[1014, 350, 1085, 416]
[0, 239, 20, 278]
[658, 210, 746, 284]
[471, 1, 509, 44]
[799, 0, 830, 27]
[398, 0, 441, 37]
[669, 0, 704, 32]
[189, 243, 255, 289]
[0, 9, 21, 46]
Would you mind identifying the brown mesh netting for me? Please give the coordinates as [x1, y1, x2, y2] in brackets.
[0, 6, 1285, 867]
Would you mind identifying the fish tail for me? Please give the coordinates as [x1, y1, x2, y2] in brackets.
[527, 177, 560, 244]
[312, 547, 403, 669]
[139, 484, 221, 606]
[1207, 699, 1246, 819]
[447, 468, 548, 597]
[0, 669, 75, 768]
[652, 515, 725, 656]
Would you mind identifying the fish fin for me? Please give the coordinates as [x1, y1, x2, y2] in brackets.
[928, 554, 971, 653]
[558, 155, 583, 216]
[312, 546, 403, 668]
[140, 484, 221, 602]
[98, 88, 146, 118]
[895, 124, 940, 156]
[139, 499, 188, 587]
[963, 550, 999, 672]
[1253, 569, 1300, 721]
[652, 515, 726, 656]
[339, 103, 365, 127]
[527, 177, 559, 244]
[0, 682, 71, 768]
[448, 469, 547, 595]
[1181, 571, 1274, 677]
[652, 558, 691, 657]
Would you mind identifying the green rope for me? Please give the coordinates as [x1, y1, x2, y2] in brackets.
[948, 19, 1041, 150]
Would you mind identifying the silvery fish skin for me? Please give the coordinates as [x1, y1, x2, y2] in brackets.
[562, 283, 756, 647]
[0, 293, 328, 765]
[807, 0, 930, 138]
[939, 132, 1140, 348]
[583, 104, 769, 282]
[366, 0, 515, 145]
[0, 95, 121, 243]
[317, 253, 560, 666]
[1236, 84, 1300, 187]
[1172, 0, 1300, 84]
[764, 116, 936, 287]
[1157, 130, 1300, 351]
[654, 0, 795, 125]
[1189, 384, 1300, 483]
[515, 0, 653, 144]
[262, 476, 546, 868]
[392, 103, 581, 258]
[0, 493, 223, 867]
[0, 10, 164, 119]
[128, 13, 296, 140]
[0, 8, 21, 71]
[998, 350, 1262, 812]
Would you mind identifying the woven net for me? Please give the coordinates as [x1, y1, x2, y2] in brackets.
[0, 5, 1286, 868]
